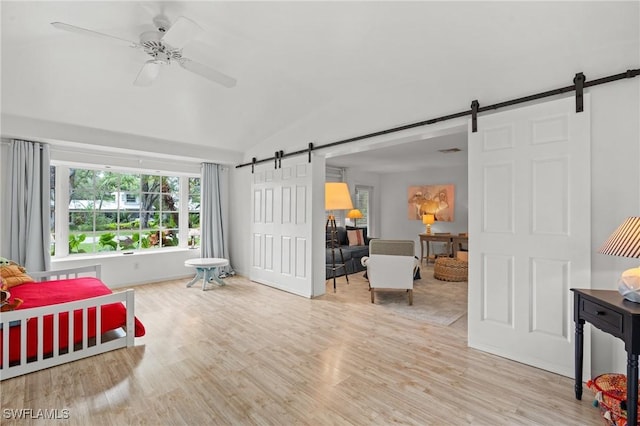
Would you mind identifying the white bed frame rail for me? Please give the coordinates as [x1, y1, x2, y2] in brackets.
[0, 265, 137, 381]
[29, 264, 103, 281]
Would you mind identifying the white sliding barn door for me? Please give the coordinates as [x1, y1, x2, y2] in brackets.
[468, 95, 591, 377]
[251, 160, 313, 297]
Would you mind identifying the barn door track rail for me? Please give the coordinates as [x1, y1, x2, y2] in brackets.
[237, 68, 639, 172]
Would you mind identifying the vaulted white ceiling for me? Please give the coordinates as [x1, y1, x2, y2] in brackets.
[2, 1, 638, 166]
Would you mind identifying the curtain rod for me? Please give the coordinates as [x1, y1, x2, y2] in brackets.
[236, 68, 640, 171]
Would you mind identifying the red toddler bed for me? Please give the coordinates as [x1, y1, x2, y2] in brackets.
[0, 265, 145, 380]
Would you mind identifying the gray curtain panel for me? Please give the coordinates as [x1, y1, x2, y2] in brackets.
[3, 139, 51, 271]
[200, 163, 233, 275]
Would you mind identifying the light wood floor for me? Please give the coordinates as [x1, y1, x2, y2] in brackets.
[1, 269, 602, 425]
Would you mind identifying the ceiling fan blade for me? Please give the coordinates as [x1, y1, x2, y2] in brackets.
[134, 61, 162, 86]
[51, 22, 139, 48]
[178, 58, 237, 88]
[161, 16, 202, 49]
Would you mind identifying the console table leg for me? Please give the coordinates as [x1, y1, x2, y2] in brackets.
[575, 321, 584, 400]
[628, 353, 638, 426]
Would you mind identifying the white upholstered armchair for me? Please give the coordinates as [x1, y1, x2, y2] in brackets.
[361, 239, 417, 305]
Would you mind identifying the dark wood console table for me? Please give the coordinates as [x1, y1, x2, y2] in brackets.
[419, 233, 468, 264]
[572, 289, 640, 426]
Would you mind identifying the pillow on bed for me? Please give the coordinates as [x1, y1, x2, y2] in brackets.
[0, 264, 34, 288]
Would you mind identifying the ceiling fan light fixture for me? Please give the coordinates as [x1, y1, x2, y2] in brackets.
[134, 60, 162, 86]
[51, 16, 237, 88]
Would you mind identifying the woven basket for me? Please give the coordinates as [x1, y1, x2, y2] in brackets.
[434, 257, 468, 282]
[588, 373, 640, 426]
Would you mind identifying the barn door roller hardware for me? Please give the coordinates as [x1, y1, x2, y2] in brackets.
[574, 72, 585, 113]
[471, 100, 480, 133]
[237, 67, 639, 170]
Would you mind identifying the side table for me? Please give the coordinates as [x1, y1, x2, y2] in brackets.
[572, 289, 640, 426]
[185, 258, 230, 290]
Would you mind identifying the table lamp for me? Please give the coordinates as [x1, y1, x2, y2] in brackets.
[599, 216, 640, 302]
[422, 214, 435, 235]
[347, 209, 363, 227]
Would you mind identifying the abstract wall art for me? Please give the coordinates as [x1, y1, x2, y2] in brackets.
[407, 184, 455, 222]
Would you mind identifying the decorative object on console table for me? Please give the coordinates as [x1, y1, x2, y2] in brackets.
[599, 217, 640, 302]
[325, 182, 354, 292]
[346, 209, 363, 227]
[422, 214, 435, 235]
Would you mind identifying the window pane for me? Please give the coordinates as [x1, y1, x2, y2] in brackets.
[140, 211, 157, 230]
[189, 180, 200, 208]
[95, 211, 117, 232]
[60, 167, 193, 256]
[141, 193, 161, 211]
[162, 195, 178, 211]
[160, 229, 179, 247]
[118, 231, 140, 251]
[118, 211, 139, 230]
[97, 231, 118, 252]
[68, 231, 93, 254]
[142, 175, 161, 193]
[162, 176, 179, 193]
[160, 212, 179, 228]
[69, 211, 93, 232]
[188, 177, 201, 248]
[69, 169, 96, 201]
[188, 212, 200, 228]
[355, 186, 371, 229]
[50, 166, 56, 255]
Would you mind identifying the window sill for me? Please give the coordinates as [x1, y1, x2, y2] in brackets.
[52, 247, 197, 264]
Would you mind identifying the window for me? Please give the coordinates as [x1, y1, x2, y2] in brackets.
[49, 166, 56, 255]
[188, 177, 201, 248]
[355, 185, 372, 229]
[54, 166, 199, 257]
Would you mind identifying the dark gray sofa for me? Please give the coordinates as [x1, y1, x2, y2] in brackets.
[326, 226, 371, 278]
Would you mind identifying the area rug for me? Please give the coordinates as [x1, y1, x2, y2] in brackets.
[323, 266, 467, 327]
[374, 276, 467, 326]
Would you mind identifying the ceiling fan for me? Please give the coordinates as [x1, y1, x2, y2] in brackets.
[51, 15, 237, 88]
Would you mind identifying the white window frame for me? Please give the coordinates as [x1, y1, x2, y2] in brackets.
[354, 185, 373, 230]
[51, 163, 199, 259]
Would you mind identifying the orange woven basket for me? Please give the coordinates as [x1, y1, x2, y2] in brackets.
[588, 374, 640, 426]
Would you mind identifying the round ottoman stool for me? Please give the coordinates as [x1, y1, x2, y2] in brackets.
[434, 257, 468, 282]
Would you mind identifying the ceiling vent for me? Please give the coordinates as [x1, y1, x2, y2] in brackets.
[438, 148, 462, 153]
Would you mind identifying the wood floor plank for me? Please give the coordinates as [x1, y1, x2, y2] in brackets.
[1, 269, 603, 425]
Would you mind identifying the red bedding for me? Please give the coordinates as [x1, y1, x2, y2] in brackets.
[1, 277, 145, 365]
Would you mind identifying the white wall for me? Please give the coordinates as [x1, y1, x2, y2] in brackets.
[377, 164, 468, 257]
[51, 249, 201, 289]
[228, 166, 252, 277]
[589, 79, 640, 375]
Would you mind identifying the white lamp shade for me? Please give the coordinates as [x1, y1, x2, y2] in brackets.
[599, 216, 640, 258]
[325, 183, 353, 210]
[599, 217, 640, 302]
